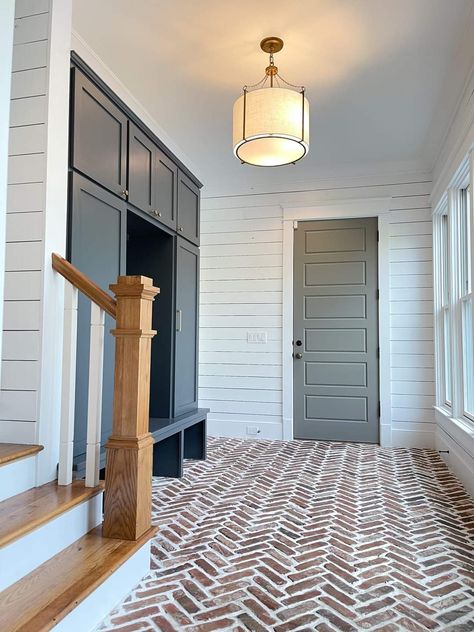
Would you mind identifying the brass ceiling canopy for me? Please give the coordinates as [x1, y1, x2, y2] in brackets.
[260, 36, 284, 54]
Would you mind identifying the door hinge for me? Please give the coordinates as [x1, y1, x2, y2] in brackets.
[376, 347, 380, 359]
[376, 289, 380, 300]
[293, 220, 298, 229]
[377, 230, 379, 242]
[378, 401, 381, 417]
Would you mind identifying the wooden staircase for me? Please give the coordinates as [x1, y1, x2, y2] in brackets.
[0, 521, 156, 632]
[0, 443, 43, 466]
[0, 257, 161, 630]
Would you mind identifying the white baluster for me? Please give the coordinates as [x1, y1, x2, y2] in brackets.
[85, 303, 105, 487]
[58, 281, 78, 485]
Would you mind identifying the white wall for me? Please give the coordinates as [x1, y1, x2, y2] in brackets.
[199, 173, 435, 448]
[0, 0, 51, 444]
[0, 1, 15, 373]
[431, 59, 474, 492]
[0, 0, 72, 484]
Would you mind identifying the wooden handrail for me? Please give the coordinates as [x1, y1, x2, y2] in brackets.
[52, 253, 117, 319]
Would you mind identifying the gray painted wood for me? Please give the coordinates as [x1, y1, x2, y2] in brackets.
[177, 171, 199, 245]
[174, 237, 199, 415]
[293, 217, 379, 443]
[126, 211, 175, 418]
[155, 147, 177, 231]
[69, 174, 126, 459]
[72, 68, 127, 197]
[127, 122, 154, 214]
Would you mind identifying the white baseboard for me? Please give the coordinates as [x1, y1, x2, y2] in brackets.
[54, 539, 151, 632]
[0, 492, 103, 591]
[0, 454, 37, 502]
[436, 429, 474, 497]
[435, 410, 474, 498]
[391, 428, 436, 449]
[207, 418, 283, 440]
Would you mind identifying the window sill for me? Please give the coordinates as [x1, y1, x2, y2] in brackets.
[434, 405, 474, 460]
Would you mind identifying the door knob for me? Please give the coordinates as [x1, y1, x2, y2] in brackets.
[294, 352, 303, 359]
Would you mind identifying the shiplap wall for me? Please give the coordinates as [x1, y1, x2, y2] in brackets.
[199, 175, 435, 448]
[0, 0, 51, 442]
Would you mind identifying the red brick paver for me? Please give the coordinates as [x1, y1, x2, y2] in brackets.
[96, 438, 474, 631]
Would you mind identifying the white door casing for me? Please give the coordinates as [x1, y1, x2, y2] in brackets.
[282, 198, 392, 446]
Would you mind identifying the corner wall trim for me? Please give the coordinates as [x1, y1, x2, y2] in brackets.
[281, 197, 392, 445]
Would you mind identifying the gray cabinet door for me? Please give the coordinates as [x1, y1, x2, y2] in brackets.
[69, 173, 126, 458]
[174, 237, 199, 416]
[293, 217, 379, 443]
[177, 171, 200, 245]
[128, 122, 154, 214]
[72, 69, 127, 197]
[154, 148, 177, 231]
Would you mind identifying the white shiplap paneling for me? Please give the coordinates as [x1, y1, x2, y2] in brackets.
[0, 0, 49, 432]
[200, 180, 435, 447]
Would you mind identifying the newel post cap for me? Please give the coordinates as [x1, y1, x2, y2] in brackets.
[110, 275, 160, 300]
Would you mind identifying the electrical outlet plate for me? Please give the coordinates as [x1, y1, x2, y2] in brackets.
[246, 425, 260, 436]
[247, 331, 268, 344]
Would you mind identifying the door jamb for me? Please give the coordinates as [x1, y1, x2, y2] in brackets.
[282, 198, 392, 446]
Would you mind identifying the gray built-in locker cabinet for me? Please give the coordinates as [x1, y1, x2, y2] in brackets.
[68, 61, 202, 470]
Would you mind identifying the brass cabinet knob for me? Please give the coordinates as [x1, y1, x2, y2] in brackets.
[121, 189, 129, 198]
[152, 209, 162, 217]
[178, 226, 184, 232]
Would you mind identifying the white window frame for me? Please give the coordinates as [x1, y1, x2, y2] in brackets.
[433, 150, 474, 428]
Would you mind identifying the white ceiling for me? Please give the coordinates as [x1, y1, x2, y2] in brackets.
[72, 0, 474, 196]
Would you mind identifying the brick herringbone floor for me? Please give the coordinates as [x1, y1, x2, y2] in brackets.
[97, 437, 474, 632]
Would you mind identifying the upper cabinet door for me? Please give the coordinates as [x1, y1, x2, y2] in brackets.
[72, 68, 127, 198]
[177, 171, 200, 245]
[128, 122, 154, 214]
[154, 148, 177, 231]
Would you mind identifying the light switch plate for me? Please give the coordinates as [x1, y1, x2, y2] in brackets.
[247, 331, 268, 344]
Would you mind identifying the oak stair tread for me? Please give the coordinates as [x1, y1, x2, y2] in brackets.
[0, 480, 104, 549]
[0, 443, 43, 467]
[0, 524, 156, 632]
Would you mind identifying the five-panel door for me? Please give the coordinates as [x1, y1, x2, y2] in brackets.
[293, 217, 379, 443]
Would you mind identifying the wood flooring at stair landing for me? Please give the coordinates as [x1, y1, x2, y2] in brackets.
[96, 437, 474, 632]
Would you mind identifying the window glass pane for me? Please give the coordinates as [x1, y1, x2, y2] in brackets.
[441, 213, 449, 306]
[463, 297, 474, 418]
[461, 188, 471, 295]
[443, 307, 452, 405]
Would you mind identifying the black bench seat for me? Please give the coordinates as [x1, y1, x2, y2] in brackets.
[149, 408, 209, 478]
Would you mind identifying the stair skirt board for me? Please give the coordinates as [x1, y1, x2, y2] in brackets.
[53, 539, 151, 632]
[0, 493, 103, 592]
[0, 456, 37, 503]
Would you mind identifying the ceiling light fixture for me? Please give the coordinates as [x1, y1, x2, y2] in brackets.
[233, 37, 309, 167]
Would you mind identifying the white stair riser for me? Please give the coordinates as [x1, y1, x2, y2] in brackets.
[0, 456, 37, 502]
[0, 492, 103, 591]
[54, 540, 151, 632]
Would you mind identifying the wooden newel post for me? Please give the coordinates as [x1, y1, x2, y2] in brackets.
[103, 275, 159, 540]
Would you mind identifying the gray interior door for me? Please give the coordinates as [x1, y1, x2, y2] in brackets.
[293, 217, 379, 443]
